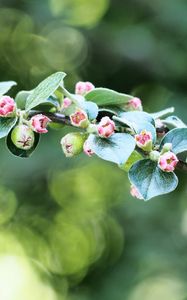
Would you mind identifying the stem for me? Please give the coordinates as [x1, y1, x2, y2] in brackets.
[28, 110, 187, 172]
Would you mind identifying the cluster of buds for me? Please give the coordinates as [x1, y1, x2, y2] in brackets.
[0, 96, 16, 117]
[75, 81, 95, 96]
[135, 130, 152, 152]
[97, 116, 115, 138]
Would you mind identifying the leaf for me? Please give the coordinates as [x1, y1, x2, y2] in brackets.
[25, 72, 66, 111]
[160, 128, 187, 154]
[114, 111, 156, 142]
[162, 116, 187, 129]
[0, 117, 17, 139]
[85, 88, 133, 106]
[6, 131, 40, 158]
[119, 151, 143, 172]
[128, 159, 178, 200]
[0, 81, 17, 96]
[80, 101, 98, 120]
[151, 107, 175, 119]
[87, 133, 136, 165]
[15, 90, 32, 109]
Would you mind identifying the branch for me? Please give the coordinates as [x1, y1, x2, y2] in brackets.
[29, 110, 187, 172]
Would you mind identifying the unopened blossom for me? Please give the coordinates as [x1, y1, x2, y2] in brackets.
[130, 185, 143, 200]
[11, 125, 35, 150]
[30, 114, 51, 133]
[61, 133, 86, 157]
[83, 140, 94, 157]
[70, 109, 89, 128]
[62, 97, 72, 109]
[127, 97, 142, 111]
[75, 81, 95, 96]
[158, 151, 179, 172]
[0, 96, 16, 117]
[97, 116, 115, 138]
[135, 130, 152, 152]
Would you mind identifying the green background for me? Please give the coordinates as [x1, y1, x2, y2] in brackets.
[0, 0, 187, 299]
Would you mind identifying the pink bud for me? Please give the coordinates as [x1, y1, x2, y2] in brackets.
[97, 116, 115, 138]
[83, 140, 94, 157]
[0, 96, 16, 117]
[135, 130, 152, 151]
[130, 185, 143, 200]
[30, 114, 51, 133]
[127, 97, 142, 111]
[75, 81, 95, 96]
[158, 151, 179, 172]
[62, 97, 72, 109]
[70, 109, 89, 128]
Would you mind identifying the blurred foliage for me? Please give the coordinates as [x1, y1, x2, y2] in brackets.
[0, 0, 187, 299]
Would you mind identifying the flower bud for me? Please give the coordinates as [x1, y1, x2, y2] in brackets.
[0, 96, 16, 117]
[149, 150, 160, 162]
[62, 97, 72, 109]
[130, 185, 143, 200]
[75, 81, 95, 96]
[83, 140, 94, 157]
[135, 130, 152, 152]
[161, 143, 172, 153]
[70, 109, 89, 128]
[11, 125, 35, 150]
[158, 151, 179, 172]
[30, 114, 51, 133]
[61, 133, 87, 157]
[97, 116, 115, 138]
[127, 97, 142, 111]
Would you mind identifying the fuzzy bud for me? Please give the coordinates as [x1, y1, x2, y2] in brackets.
[62, 97, 72, 109]
[97, 116, 115, 138]
[130, 185, 143, 200]
[161, 143, 172, 153]
[0, 96, 16, 117]
[135, 130, 153, 152]
[70, 109, 89, 128]
[11, 125, 35, 150]
[158, 151, 179, 172]
[75, 81, 95, 96]
[61, 133, 87, 157]
[30, 114, 51, 133]
[127, 97, 142, 111]
[83, 140, 94, 157]
[149, 150, 160, 162]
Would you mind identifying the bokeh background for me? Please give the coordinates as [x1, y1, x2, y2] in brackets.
[0, 0, 187, 299]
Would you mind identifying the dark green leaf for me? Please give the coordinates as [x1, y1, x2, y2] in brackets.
[85, 88, 133, 106]
[0, 117, 17, 139]
[25, 72, 66, 111]
[160, 128, 187, 154]
[6, 131, 40, 158]
[87, 133, 135, 165]
[128, 159, 178, 200]
[0, 81, 17, 96]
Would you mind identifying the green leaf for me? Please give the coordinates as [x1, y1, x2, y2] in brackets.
[85, 88, 133, 106]
[151, 107, 175, 119]
[6, 131, 40, 158]
[0, 81, 17, 96]
[114, 111, 156, 142]
[25, 72, 66, 111]
[160, 128, 187, 154]
[80, 101, 98, 120]
[87, 133, 136, 165]
[162, 116, 187, 129]
[0, 117, 17, 139]
[119, 151, 143, 172]
[15, 90, 32, 109]
[128, 159, 178, 200]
